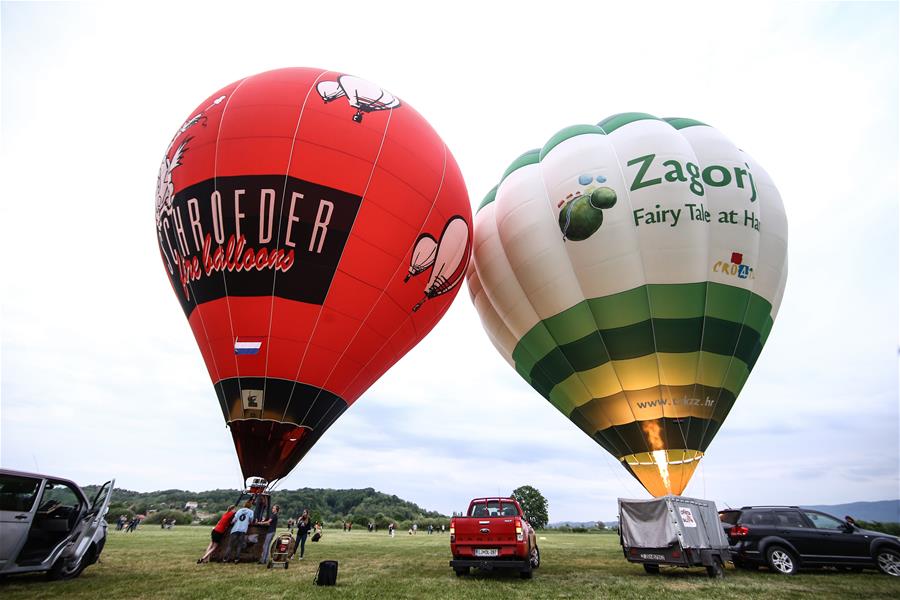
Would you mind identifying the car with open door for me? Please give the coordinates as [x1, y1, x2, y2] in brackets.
[0, 469, 114, 580]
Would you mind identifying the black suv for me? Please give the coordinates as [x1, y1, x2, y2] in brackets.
[718, 506, 900, 576]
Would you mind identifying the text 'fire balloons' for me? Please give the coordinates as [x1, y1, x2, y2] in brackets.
[156, 68, 471, 482]
[468, 113, 787, 497]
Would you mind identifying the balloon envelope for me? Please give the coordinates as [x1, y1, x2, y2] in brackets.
[467, 113, 787, 496]
[156, 68, 471, 481]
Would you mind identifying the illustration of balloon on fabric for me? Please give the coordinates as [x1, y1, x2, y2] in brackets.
[155, 68, 471, 484]
[406, 216, 470, 312]
[467, 112, 788, 497]
[316, 75, 401, 122]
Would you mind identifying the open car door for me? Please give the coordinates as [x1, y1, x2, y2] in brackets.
[56, 479, 114, 576]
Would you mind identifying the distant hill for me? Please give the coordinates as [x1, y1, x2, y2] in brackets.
[86, 485, 448, 525]
[548, 521, 617, 529]
[801, 500, 899, 523]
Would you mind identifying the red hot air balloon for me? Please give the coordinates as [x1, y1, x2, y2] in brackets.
[155, 68, 471, 483]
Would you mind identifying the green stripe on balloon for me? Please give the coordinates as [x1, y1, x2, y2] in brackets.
[596, 112, 660, 134]
[539, 124, 606, 160]
[586, 416, 723, 456]
[477, 185, 498, 213]
[499, 148, 541, 184]
[527, 347, 752, 405]
[510, 283, 774, 377]
[663, 117, 710, 130]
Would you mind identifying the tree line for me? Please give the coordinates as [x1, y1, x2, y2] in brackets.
[88, 485, 449, 529]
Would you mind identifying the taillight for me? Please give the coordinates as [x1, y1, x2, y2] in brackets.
[729, 525, 749, 537]
[450, 526, 455, 543]
[672, 550, 681, 559]
[515, 517, 524, 542]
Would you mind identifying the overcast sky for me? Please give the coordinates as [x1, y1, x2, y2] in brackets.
[2, 1, 897, 522]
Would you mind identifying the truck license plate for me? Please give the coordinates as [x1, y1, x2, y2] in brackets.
[475, 548, 498, 557]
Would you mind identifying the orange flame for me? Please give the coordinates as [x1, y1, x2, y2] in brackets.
[641, 421, 672, 495]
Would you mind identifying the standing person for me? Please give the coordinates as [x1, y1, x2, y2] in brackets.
[412, 522, 418, 535]
[288, 518, 295, 535]
[197, 505, 235, 564]
[222, 501, 255, 563]
[257, 505, 281, 564]
[389, 522, 395, 538]
[292, 509, 311, 560]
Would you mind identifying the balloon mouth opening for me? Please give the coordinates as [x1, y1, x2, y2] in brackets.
[622, 450, 703, 497]
[229, 420, 313, 481]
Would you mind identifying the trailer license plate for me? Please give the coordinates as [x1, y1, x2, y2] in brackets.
[475, 548, 498, 557]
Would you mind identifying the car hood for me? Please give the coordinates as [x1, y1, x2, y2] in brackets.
[856, 527, 899, 540]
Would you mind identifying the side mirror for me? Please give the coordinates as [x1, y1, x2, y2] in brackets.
[842, 521, 855, 532]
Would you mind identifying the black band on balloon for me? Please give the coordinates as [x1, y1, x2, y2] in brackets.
[578, 416, 722, 458]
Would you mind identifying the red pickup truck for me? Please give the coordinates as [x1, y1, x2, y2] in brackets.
[449, 497, 540, 578]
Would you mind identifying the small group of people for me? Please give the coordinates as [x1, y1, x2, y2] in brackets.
[197, 501, 277, 564]
[117, 515, 141, 532]
[197, 502, 323, 564]
[160, 517, 176, 529]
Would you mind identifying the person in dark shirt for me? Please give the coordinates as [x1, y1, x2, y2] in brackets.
[257, 505, 280, 564]
[292, 509, 311, 560]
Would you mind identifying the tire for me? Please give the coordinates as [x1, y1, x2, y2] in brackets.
[766, 545, 798, 575]
[875, 548, 900, 577]
[529, 545, 541, 569]
[266, 562, 272, 569]
[283, 562, 289, 570]
[519, 567, 533, 579]
[47, 553, 86, 581]
[454, 567, 469, 577]
[706, 559, 725, 579]
[643, 564, 660, 574]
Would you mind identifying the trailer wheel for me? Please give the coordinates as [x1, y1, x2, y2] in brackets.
[643, 564, 660, 574]
[706, 559, 725, 579]
[283, 562, 289, 570]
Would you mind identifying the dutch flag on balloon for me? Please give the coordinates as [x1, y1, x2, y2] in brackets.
[234, 337, 264, 356]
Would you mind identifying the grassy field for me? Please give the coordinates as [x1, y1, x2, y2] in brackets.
[1, 527, 897, 599]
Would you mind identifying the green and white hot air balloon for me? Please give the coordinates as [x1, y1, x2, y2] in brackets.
[467, 113, 788, 497]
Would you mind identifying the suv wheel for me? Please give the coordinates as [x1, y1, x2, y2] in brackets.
[529, 545, 541, 569]
[766, 546, 798, 575]
[876, 548, 900, 577]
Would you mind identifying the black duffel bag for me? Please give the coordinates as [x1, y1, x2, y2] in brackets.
[314, 560, 338, 585]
